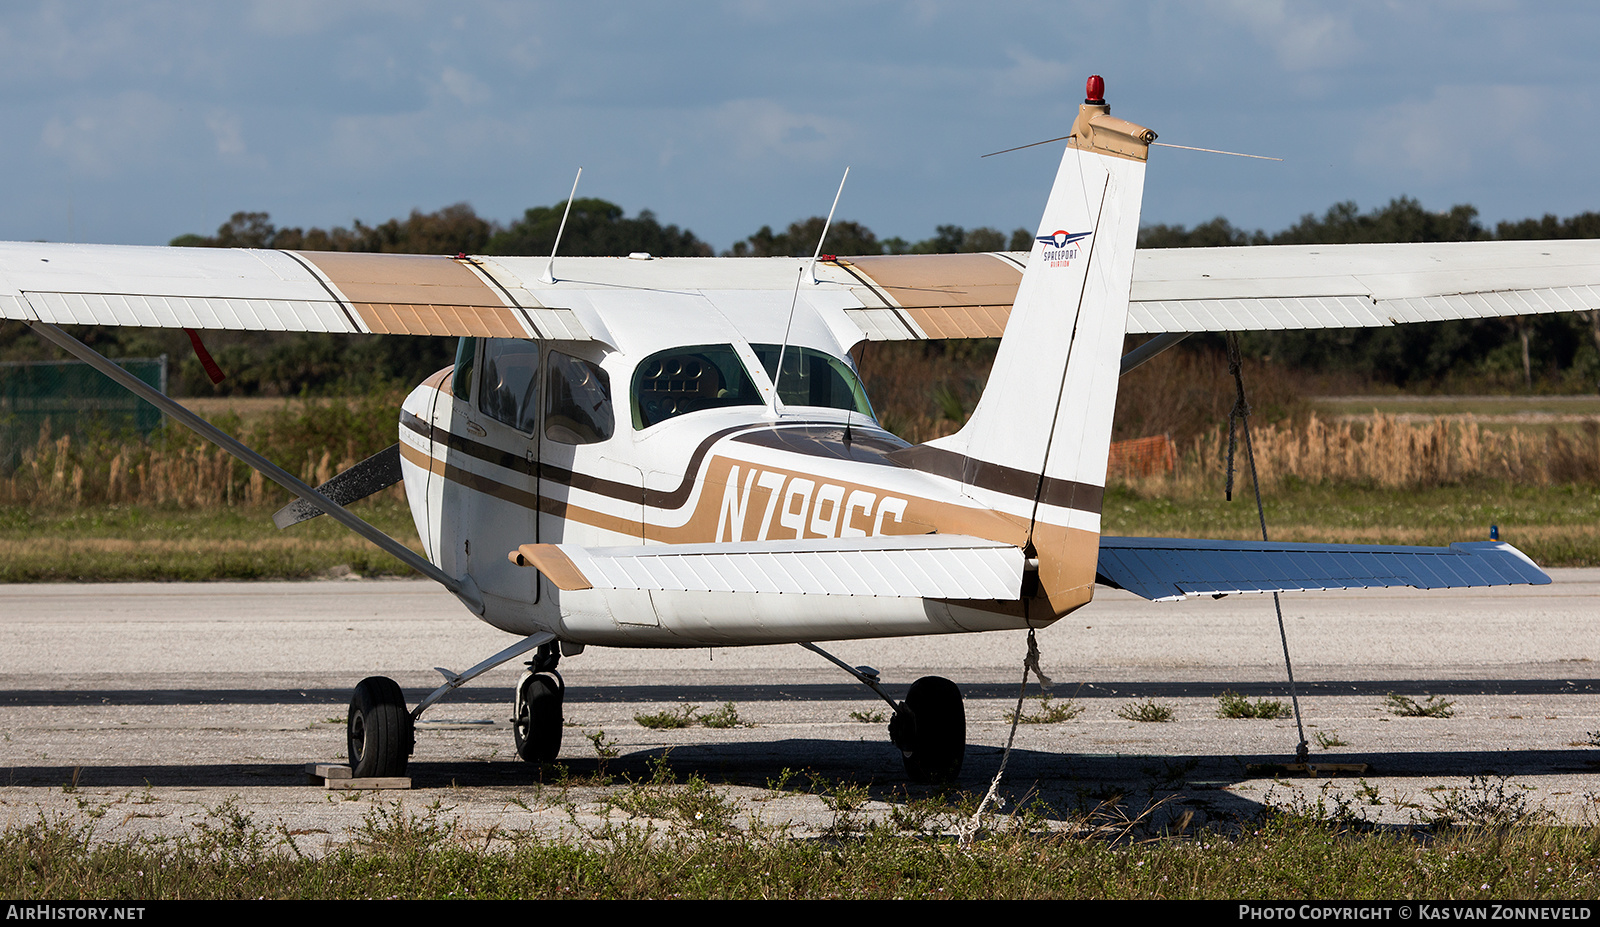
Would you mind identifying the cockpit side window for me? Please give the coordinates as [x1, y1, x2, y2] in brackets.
[631, 344, 763, 429]
[751, 344, 874, 417]
[545, 350, 614, 445]
[477, 339, 541, 433]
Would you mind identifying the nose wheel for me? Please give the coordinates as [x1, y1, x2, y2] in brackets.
[513, 669, 565, 762]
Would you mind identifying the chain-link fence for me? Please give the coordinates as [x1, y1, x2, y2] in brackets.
[0, 357, 167, 473]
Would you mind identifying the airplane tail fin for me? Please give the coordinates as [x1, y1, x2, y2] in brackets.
[915, 79, 1154, 617]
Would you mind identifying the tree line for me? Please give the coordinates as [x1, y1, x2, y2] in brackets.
[1143, 197, 1600, 391]
[6, 195, 1598, 396]
[169, 201, 1034, 259]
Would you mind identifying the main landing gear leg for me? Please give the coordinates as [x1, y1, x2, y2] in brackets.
[799, 642, 966, 784]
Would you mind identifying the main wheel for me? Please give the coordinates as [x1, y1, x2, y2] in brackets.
[347, 676, 412, 778]
[513, 670, 564, 763]
[892, 676, 965, 783]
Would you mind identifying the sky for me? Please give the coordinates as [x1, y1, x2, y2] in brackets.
[2, 1, 1598, 252]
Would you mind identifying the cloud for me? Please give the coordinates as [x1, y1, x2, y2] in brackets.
[1355, 83, 1557, 180]
[437, 67, 490, 107]
[711, 99, 853, 164]
[206, 111, 246, 156]
[1210, 0, 1360, 71]
[38, 91, 178, 178]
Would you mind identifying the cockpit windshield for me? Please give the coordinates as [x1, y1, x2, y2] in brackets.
[751, 344, 874, 418]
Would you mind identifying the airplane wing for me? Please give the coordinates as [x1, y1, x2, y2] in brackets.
[510, 534, 1025, 599]
[1095, 536, 1551, 602]
[7, 240, 1600, 347]
[0, 243, 593, 340]
[833, 240, 1600, 339]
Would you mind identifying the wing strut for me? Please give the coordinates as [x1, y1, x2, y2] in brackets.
[23, 320, 481, 614]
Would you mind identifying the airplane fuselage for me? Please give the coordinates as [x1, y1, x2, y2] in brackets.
[396, 350, 1085, 648]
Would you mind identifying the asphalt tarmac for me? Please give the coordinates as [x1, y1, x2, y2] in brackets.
[3, 572, 1599, 851]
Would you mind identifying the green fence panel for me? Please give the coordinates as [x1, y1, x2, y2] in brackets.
[0, 356, 167, 472]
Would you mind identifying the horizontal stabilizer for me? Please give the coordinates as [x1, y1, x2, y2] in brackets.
[511, 535, 1025, 599]
[273, 444, 402, 529]
[1096, 536, 1551, 602]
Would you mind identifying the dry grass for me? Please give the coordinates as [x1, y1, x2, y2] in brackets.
[1152, 413, 1600, 494]
[0, 393, 406, 509]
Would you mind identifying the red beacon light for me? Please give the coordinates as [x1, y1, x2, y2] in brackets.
[1085, 74, 1105, 105]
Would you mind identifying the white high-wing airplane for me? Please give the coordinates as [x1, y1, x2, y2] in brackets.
[1, 78, 1584, 782]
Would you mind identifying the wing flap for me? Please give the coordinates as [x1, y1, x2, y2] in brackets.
[510, 535, 1025, 599]
[1097, 536, 1551, 602]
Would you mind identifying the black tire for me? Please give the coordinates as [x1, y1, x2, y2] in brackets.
[347, 676, 412, 778]
[895, 676, 965, 783]
[513, 670, 564, 763]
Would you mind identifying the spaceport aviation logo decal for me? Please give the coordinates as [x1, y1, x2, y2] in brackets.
[1036, 230, 1092, 267]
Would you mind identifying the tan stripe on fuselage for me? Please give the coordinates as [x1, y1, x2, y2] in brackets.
[298, 252, 528, 337]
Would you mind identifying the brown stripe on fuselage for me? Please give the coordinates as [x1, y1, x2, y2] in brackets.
[404, 410, 854, 511]
[298, 252, 528, 337]
[397, 440, 639, 537]
[889, 444, 1104, 516]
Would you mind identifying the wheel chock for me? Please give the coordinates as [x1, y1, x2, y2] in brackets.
[306, 762, 411, 790]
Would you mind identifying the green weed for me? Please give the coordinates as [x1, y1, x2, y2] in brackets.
[699, 702, 748, 729]
[1216, 691, 1289, 719]
[1420, 776, 1544, 829]
[586, 730, 619, 760]
[1007, 694, 1084, 724]
[1385, 693, 1456, 718]
[1117, 700, 1175, 723]
[634, 705, 698, 729]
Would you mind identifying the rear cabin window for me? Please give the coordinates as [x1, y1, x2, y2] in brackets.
[545, 351, 614, 445]
[477, 339, 540, 433]
[631, 344, 763, 429]
[751, 344, 874, 417]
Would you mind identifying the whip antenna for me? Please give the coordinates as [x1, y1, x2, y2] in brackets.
[540, 167, 583, 284]
[808, 166, 850, 284]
